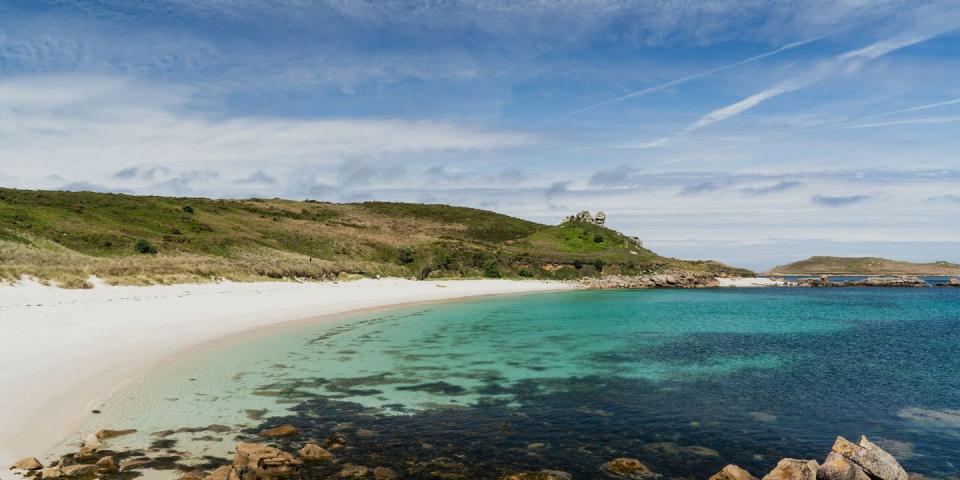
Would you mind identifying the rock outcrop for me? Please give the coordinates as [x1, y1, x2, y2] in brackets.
[581, 273, 720, 289]
[232, 442, 302, 479]
[937, 277, 960, 287]
[830, 436, 908, 480]
[796, 276, 929, 288]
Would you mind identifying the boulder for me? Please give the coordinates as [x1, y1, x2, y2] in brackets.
[711, 464, 758, 480]
[207, 465, 241, 480]
[831, 436, 908, 480]
[373, 467, 399, 480]
[600, 458, 662, 479]
[818, 452, 869, 480]
[501, 471, 573, 480]
[180, 471, 207, 480]
[337, 465, 370, 478]
[234, 442, 302, 478]
[259, 425, 299, 438]
[299, 443, 333, 462]
[10, 457, 43, 471]
[41, 467, 63, 479]
[95, 456, 116, 473]
[61, 464, 98, 477]
[762, 459, 819, 480]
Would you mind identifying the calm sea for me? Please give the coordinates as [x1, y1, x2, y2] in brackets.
[77, 288, 960, 478]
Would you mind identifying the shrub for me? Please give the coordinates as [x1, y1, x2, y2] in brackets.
[182, 205, 194, 214]
[593, 233, 604, 243]
[398, 247, 415, 264]
[134, 239, 158, 254]
[593, 258, 605, 271]
[483, 261, 502, 278]
[518, 267, 534, 277]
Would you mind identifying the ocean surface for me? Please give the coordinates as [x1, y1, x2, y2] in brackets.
[77, 288, 960, 478]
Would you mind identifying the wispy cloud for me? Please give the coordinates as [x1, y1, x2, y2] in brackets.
[545, 32, 831, 124]
[841, 115, 960, 130]
[683, 23, 960, 133]
[741, 181, 803, 196]
[811, 194, 873, 207]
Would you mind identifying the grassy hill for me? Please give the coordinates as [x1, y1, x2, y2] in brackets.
[767, 256, 960, 276]
[0, 188, 751, 287]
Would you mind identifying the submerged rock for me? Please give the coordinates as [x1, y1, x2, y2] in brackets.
[10, 457, 43, 471]
[600, 458, 662, 479]
[501, 470, 572, 480]
[831, 436, 908, 480]
[299, 443, 333, 462]
[337, 464, 370, 478]
[762, 459, 818, 480]
[259, 425, 299, 437]
[373, 467, 399, 480]
[710, 464, 758, 480]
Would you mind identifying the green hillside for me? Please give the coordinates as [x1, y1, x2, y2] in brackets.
[0, 188, 751, 287]
[767, 256, 960, 276]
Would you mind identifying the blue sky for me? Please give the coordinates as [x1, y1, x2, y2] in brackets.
[1, 0, 959, 270]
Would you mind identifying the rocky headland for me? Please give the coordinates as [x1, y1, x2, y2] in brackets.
[580, 274, 960, 289]
[8, 430, 918, 480]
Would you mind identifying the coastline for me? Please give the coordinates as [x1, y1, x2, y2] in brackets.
[0, 277, 575, 473]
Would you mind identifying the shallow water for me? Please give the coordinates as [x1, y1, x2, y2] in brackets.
[77, 288, 960, 478]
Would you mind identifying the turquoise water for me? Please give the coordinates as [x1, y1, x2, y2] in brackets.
[81, 288, 960, 478]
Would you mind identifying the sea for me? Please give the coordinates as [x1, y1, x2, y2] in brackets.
[74, 286, 960, 478]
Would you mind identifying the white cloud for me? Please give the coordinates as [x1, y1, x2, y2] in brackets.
[0, 75, 532, 189]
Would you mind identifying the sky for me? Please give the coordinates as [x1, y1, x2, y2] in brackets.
[1, 0, 959, 271]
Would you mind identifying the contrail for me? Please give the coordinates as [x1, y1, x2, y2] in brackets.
[541, 33, 831, 125]
[857, 96, 960, 121]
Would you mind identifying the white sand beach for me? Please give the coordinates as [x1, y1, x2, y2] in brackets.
[0, 278, 574, 472]
[717, 277, 788, 287]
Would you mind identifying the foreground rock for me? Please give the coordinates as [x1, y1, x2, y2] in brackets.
[10, 457, 43, 471]
[831, 436, 908, 480]
[819, 452, 870, 480]
[762, 459, 818, 480]
[229, 442, 302, 479]
[711, 464, 758, 480]
[600, 458, 662, 479]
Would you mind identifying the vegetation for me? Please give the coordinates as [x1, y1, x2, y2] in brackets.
[0, 188, 752, 287]
[767, 256, 960, 276]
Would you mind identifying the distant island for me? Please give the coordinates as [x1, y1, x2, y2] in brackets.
[767, 256, 960, 276]
[0, 188, 750, 287]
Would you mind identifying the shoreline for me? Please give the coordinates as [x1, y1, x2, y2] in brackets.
[0, 277, 575, 473]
